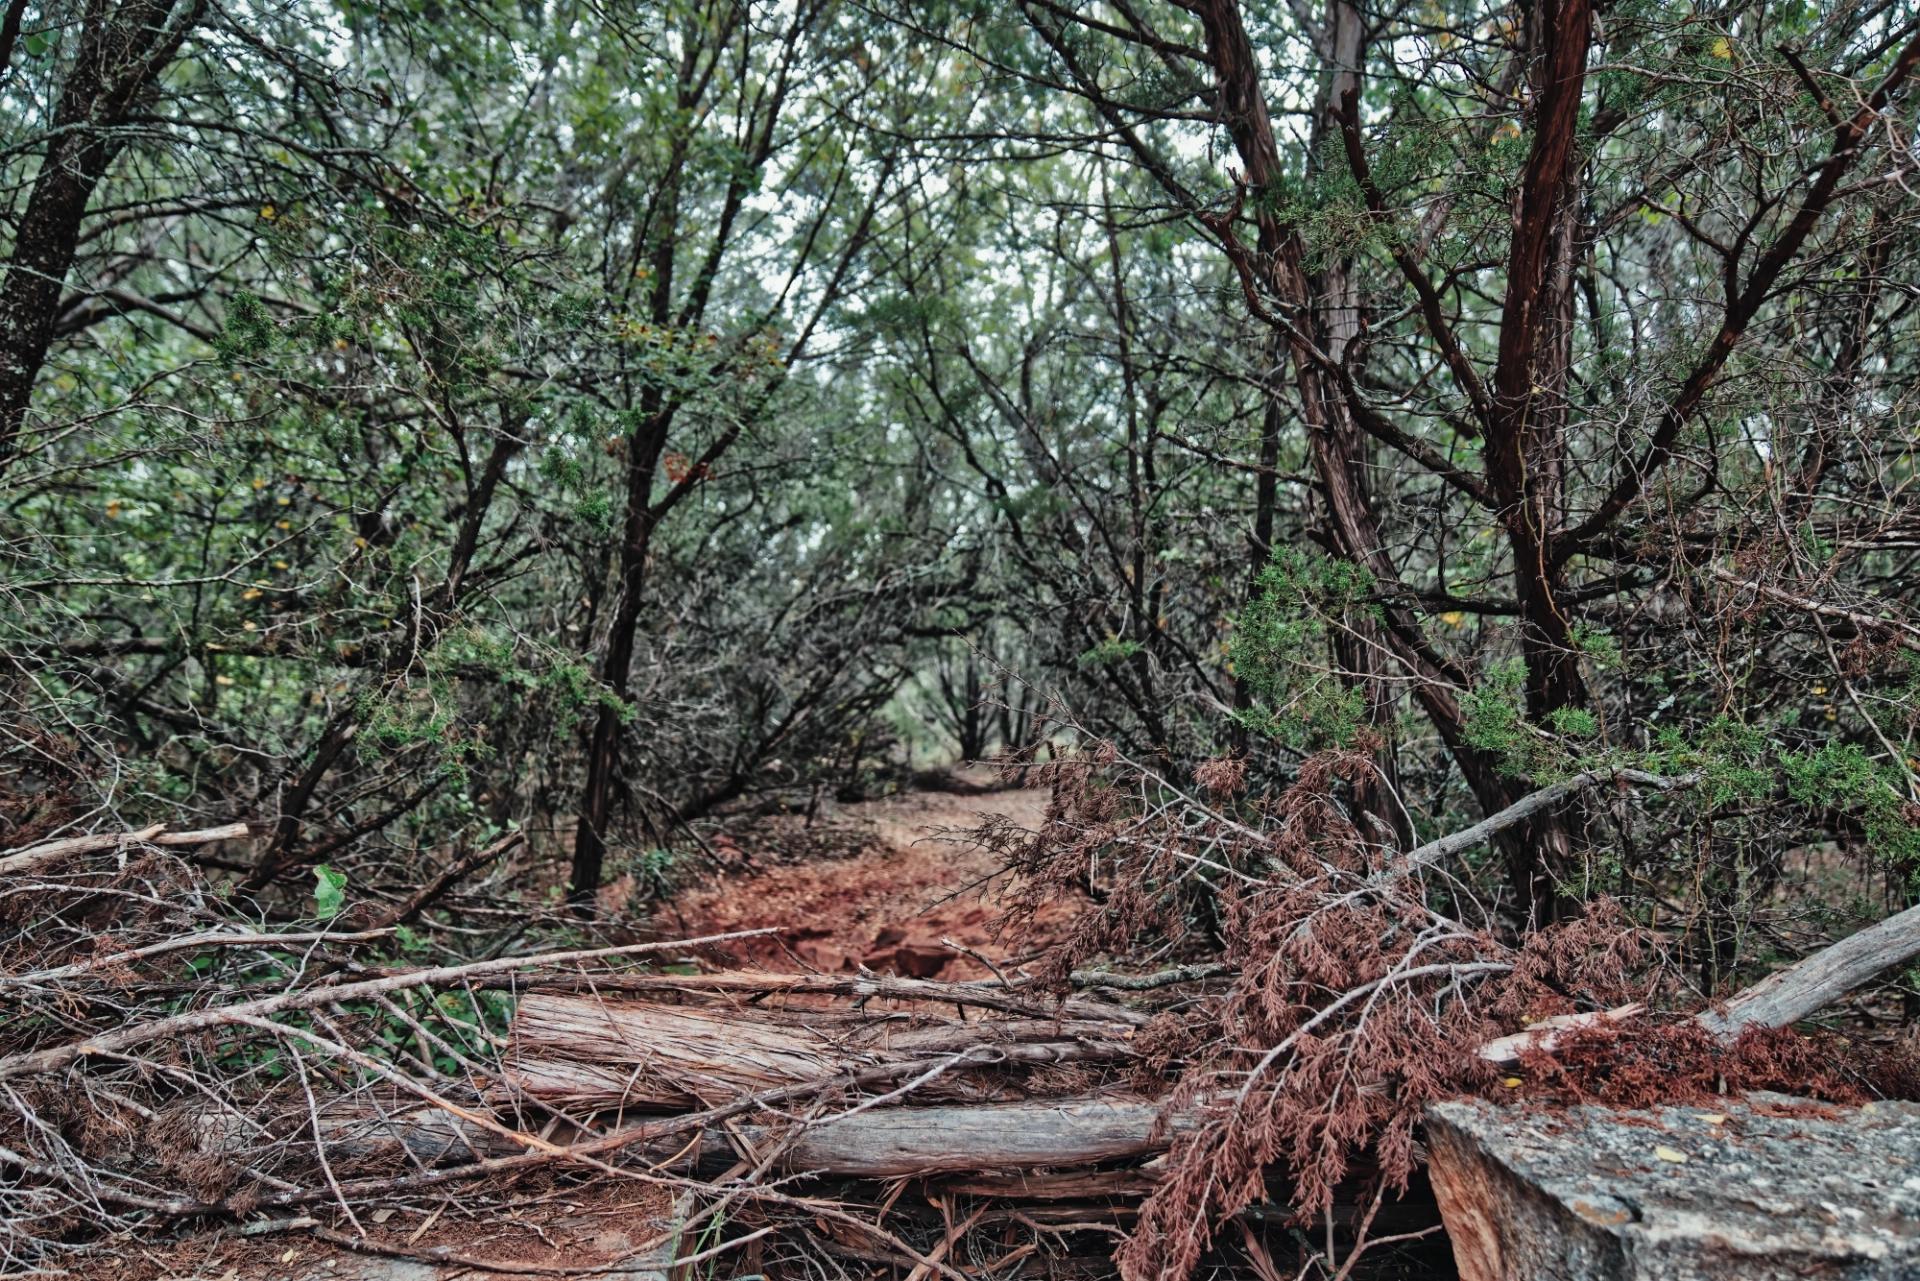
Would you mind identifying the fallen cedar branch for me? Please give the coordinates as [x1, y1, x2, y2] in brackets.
[1699, 897, 1920, 1037]
[0, 821, 252, 877]
[1484, 898, 1920, 1060]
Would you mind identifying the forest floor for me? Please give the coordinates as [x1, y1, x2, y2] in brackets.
[102, 781, 1065, 1281]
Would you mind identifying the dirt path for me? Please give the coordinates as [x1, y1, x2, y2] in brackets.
[675, 785, 1073, 979]
[111, 788, 1073, 1280]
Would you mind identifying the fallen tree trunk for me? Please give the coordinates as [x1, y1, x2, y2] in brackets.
[204, 1093, 1183, 1180]
[502, 993, 1138, 1111]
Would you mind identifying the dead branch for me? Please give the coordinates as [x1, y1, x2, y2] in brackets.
[0, 821, 251, 877]
[1699, 899, 1920, 1037]
[1394, 770, 1696, 879]
[0, 928, 779, 1083]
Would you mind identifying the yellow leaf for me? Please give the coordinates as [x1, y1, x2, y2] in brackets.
[276, 520, 291, 530]
[276, 496, 291, 506]
[252, 477, 267, 490]
[273, 560, 289, 570]
[106, 500, 121, 519]
[1709, 36, 1730, 59]
[1502, 1076, 1523, 1089]
[242, 621, 257, 631]
[1441, 611, 1466, 626]
[261, 205, 278, 221]
[1654, 1146, 1688, 1163]
[241, 588, 263, 601]
[215, 675, 235, 686]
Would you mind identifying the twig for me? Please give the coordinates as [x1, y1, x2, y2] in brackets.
[0, 927, 391, 987]
[372, 830, 525, 930]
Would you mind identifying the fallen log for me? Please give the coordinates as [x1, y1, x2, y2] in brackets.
[761, 1096, 1179, 1177]
[195, 1093, 1185, 1181]
[502, 993, 1138, 1111]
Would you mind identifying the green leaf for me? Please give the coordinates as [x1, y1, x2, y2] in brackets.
[313, 863, 348, 919]
[23, 32, 48, 57]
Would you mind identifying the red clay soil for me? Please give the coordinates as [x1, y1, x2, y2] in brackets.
[674, 785, 1082, 980]
[97, 1180, 677, 1280]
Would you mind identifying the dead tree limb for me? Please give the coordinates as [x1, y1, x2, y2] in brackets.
[1393, 770, 1696, 879]
[1698, 899, 1920, 1037]
[1484, 900, 1920, 1057]
[0, 928, 778, 1083]
[0, 821, 251, 877]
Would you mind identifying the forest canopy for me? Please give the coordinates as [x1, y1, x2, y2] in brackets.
[4, 0, 1920, 1275]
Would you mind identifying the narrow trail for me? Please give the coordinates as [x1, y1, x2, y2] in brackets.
[674, 784, 1076, 979]
[123, 786, 1074, 1281]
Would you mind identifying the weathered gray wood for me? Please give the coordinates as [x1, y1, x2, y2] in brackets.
[503, 993, 1136, 1110]
[0, 821, 250, 877]
[244, 1094, 1186, 1181]
[1699, 900, 1920, 1037]
[765, 1097, 1180, 1177]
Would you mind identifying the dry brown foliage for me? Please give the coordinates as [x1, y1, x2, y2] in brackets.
[983, 747, 1684, 1279]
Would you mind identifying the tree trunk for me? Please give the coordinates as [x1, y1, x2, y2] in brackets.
[0, 0, 204, 476]
[570, 477, 660, 904]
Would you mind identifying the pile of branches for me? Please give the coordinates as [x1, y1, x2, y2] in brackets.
[986, 743, 1920, 1279]
[5, 753, 1920, 1279]
[0, 822, 1180, 1277]
[0, 825, 742, 1272]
